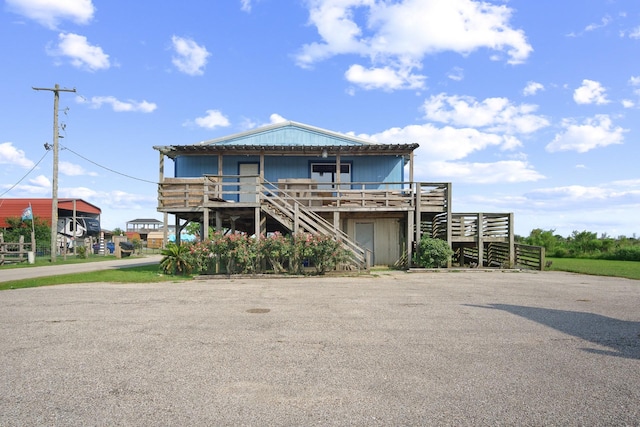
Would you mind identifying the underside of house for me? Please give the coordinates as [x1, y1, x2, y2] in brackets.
[154, 121, 516, 270]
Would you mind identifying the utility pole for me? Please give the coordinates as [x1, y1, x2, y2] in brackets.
[33, 84, 76, 262]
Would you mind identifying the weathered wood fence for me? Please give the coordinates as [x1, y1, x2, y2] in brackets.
[456, 242, 545, 271]
[0, 233, 34, 265]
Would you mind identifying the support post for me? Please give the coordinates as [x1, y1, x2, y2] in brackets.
[407, 210, 414, 269]
[477, 213, 484, 267]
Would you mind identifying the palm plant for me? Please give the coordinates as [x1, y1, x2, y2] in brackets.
[160, 243, 193, 276]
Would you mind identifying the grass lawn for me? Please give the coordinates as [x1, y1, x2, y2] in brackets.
[0, 265, 189, 291]
[547, 257, 640, 280]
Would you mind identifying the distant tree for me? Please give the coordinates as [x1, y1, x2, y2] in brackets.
[112, 227, 124, 236]
[525, 228, 558, 253]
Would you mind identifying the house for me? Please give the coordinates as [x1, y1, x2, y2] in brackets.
[153, 121, 515, 269]
[125, 218, 165, 241]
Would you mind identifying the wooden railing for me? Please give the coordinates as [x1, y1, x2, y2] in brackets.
[260, 181, 369, 270]
[514, 243, 546, 271]
[158, 176, 450, 212]
[449, 213, 512, 242]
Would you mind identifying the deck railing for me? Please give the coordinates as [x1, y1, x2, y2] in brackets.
[158, 176, 450, 212]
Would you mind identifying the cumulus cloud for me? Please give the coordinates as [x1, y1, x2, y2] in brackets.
[426, 160, 544, 184]
[296, 0, 532, 91]
[524, 182, 640, 210]
[78, 95, 157, 113]
[269, 113, 287, 124]
[573, 79, 609, 105]
[186, 110, 230, 129]
[47, 33, 110, 71]
[2, 174, 51, 195]
[422, 93, 549, 134]
[171, 36, 210, 76]
[6, 0, 94, 29]
[345, 64, 425, 90]
[359, 123, 521, 161]
[523, 81, 544, 96]
[59, 161, 98, 177]
[0, 142, 34, 168]
[546, 115, 626, 153]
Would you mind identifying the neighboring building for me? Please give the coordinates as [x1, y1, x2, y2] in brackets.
[0, 198, 101, 239]
[126, 218, 164, 241]
[154, 121, 514, 268]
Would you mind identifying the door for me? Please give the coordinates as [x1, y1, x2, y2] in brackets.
[355, 222, 375, 265]
[239, 163, 259, 203]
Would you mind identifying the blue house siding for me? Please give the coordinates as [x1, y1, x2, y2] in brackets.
[175, 156, 218, 177]
[175, 154, 405, 188]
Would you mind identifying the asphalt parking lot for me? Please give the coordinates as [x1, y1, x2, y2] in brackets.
[0, 270, 638, 426]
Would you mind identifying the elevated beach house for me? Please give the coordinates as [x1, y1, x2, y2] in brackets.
[154, 121, 515, 269]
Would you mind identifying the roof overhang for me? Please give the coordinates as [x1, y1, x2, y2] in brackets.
[153, 143, 419, 159]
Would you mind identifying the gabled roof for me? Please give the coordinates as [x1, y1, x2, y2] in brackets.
[154, 121, 418, 158]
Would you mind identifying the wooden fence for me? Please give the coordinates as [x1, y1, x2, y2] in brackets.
[456, 242, 545, 270]
[0, 233, 33, 265]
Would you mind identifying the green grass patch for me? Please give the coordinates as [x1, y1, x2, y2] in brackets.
[547, 257, 640, 280]
[0, 264, 189, 291]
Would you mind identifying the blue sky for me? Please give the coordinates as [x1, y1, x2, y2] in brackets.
[1, 0, 639, 237]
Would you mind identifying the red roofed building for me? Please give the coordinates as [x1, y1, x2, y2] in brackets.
[0, 198, 101, 235]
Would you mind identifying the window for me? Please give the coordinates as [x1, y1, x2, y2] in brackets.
[311, 163, 351, 189]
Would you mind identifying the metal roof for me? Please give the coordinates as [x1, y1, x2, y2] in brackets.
[0, 198, 101, 228]
[154, 121, 418, 158]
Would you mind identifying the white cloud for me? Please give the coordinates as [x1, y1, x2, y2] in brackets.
[48, 33, 110, 71]
[573, 79, 609, 105]
[240, 0, 252, 12]
[2, 174, 51, 195]
[523, 81, 544, 96]
[524, 183, 640, 209]
[78, 96, 157, 113]
[345, 64, 425, 90]
[6, 0, 94, 29]
[60, 187, 156, 210]
[629, 76, 640, 86]
[628, 26, 640, 39]
[59, 161, 98, 177]
[269, 113, 287, 124]
[584, 15, 611, 32]
[171, 36, 210, 76]
[296, 0, 532, 91]
[447, 67, 464, 81]
[188, 110, 230, 129]
[546, 115, 626, 153]
[426, 160, 544, 184]
[359, 123, 520, 161]
[622, 99, 634, 108]
[422, 93, 549, 134]
[0, 142, 34, 168]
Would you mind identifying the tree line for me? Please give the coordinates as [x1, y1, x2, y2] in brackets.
[518, 229, 640, 261]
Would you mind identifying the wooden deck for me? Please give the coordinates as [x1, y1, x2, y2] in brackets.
[157, 176, 450, 213]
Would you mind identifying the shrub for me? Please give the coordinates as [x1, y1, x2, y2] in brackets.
[414, 236, 453, 268]
[160, 243, 193, 276]
[258, 232, 292, 273]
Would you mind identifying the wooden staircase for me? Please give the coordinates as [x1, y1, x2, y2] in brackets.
[259, 182, 368, 270]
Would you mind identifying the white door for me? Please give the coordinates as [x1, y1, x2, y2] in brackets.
[239, 163, 259, 203]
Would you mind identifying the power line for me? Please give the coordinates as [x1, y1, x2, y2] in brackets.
[0, 150, 50, 198]
[60, 144, 157, 184]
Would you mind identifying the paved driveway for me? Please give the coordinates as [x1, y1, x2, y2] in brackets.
[0, 270, 638, 426]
